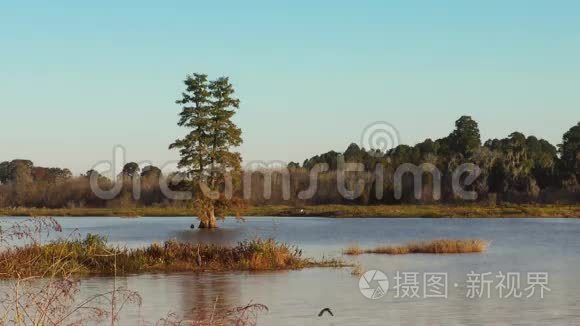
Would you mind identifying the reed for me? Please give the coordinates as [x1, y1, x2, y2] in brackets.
[0, 235, 346, 278]
[350, 262, 365, 276]
[343, 244, 364, 255]
[344, 239, 488, 255]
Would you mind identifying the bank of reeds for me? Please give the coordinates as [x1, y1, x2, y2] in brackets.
[343, 239, 488, 255]
[0, 234, 345, 279]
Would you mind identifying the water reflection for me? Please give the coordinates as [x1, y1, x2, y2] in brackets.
[174, 228, 244, 246]
[77, 272, 244, 323]
[181, 273, 238, 322]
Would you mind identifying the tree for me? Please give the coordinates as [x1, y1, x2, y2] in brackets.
[287, 162, 300, 169]
[7, 160, 33, 206]
[141, 165, 162, 179]
[486, 132, 539, 197]
[303, 150, 340, 170]
[416, 138, 439, 157]
[558, 122, 580, 186]
[32, 167, 72, 182]
[526, 136, 557, 188]
[448, 116, 481, 156]
[7, 160, 33, 185]
[0, 161, 9, 184]
[85, 169, 110, 182]
[169, 73, 243, 228]
[343, 143, 365, 162]
[121, 162, 140, 178]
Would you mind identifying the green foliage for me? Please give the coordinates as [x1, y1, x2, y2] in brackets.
[297, 117, 578, 203]
[141, 165, 162, 179]
[121, 162, 140, 178]
[4, 160, 34, 185]
[169, 73, 242, 184]
[169, 73, 243, 226]
[287, 162, 300, 169]
[0, 161, 10, 184]
[31, 167, 72, 183]
[448, 115, 482, 156]
[83, 233, 108, 248]
[0, 117, 578, 208]
[559, 122, 580, 185]
[303, 150, 341, 170]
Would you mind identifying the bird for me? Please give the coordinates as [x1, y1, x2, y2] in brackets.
[318, 308, 333, 317]
[190, 223, 196, 229]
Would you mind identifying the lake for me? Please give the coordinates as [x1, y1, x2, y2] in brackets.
[3, 216, 580, 325]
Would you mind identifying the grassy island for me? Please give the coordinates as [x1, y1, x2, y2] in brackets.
[344, 239, 488, 255]
[0, 235, 345, 279]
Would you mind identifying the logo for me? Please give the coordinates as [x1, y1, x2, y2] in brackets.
[360, 121, 400, 157]
[359, 269, 389, 299]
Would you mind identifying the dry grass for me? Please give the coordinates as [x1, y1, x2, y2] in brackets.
[2, 203, 578, 218]
[0, 235, 346, 279]
[343, 244, 364, 256]
[344, 239, 488, 255]
[350, 262, 365, 276]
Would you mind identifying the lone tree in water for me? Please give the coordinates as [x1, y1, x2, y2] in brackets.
[170, 73, 242, 228]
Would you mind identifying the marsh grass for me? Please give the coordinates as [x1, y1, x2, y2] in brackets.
[0, 218, 279, 325]
[2, 203, 577, 218]
[343, 244, 364, 256]
[344, 239, 488, 255]
[0, 235, 345, 279]
[0, 217, 144, 325]
[350, 262, 365, 276]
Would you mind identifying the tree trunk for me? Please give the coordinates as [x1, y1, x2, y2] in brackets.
[198, 205, 218, 229]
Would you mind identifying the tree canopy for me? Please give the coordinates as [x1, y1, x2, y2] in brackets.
[169, 73, 243, 228]
[559, 122, 580, 186]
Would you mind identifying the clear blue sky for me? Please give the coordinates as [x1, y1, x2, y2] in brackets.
[1, 1, 579, 174]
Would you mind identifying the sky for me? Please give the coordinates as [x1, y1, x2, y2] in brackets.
[1, 0, 579, 174]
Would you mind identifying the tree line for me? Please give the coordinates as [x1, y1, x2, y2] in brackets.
[1, 69, 578, 212]
[0, 117, 577, 209]
[290, 117, 579, 205]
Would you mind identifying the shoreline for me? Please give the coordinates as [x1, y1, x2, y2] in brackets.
[0, 204, 578, 218]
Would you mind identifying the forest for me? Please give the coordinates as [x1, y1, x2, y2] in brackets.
[0, 117, 578, 209]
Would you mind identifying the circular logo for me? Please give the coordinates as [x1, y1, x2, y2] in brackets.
[359, 270, 389, 299]
[360, 121, 401, 157]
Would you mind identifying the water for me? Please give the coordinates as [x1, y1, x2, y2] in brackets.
[3, 216, 580, 325]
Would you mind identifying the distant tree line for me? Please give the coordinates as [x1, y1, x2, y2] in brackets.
[290, 117, 579, 204]
[0, 117, 578, 208]
[0, 160, 168, 208]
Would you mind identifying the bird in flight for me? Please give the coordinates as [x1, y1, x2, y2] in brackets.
[318, 308, 334, 317]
